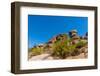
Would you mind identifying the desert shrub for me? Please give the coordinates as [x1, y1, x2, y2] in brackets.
[31, 47, 44, 56]
[71, 48, 80, 56]
[52, 40, 71, 59]
[70, 41, 87, 56]
[76, 41, 87, 48]
[52, 37, 88, 59]
[69, 44, 76, 51]
[66, 44, 79, 56]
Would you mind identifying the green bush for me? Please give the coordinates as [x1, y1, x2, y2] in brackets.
[71, 48, 80, 56]
[52, 40, 71, 59]
[70, 41, 87, 56]
[52, 39, 87, 58]
[76, 41, 87, 48]
[31, 47, 44, 56]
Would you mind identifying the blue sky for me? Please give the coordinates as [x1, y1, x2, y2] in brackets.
[28, 15, 88, 48]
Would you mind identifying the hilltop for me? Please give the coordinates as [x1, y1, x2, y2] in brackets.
[28, 30, 88, 60]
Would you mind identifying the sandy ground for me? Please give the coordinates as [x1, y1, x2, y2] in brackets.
[29, 53, 53, 61]
[29, 52, 87, 61]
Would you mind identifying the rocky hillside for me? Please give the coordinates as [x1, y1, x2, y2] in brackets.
[28, 30, 88, 60]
